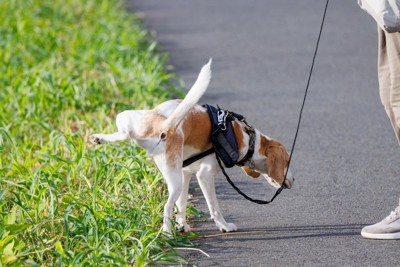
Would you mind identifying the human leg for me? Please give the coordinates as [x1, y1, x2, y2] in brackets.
[377, 28, 400, 145]
[361, 28, 400, 239]
[386, 29, 400, 144]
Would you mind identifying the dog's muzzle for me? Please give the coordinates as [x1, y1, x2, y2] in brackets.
[283, 175, 294, 189]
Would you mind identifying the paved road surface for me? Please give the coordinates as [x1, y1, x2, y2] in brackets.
[128, 1, 400, 266]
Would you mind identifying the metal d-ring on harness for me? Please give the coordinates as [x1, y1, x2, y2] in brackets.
[183, 0, 330, 204]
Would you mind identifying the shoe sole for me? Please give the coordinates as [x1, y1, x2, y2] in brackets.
[361, 230, 400, 240]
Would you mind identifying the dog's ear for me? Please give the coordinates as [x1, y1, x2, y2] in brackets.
[266, 151, 280, 180]
[265, 142, 287, 184]
[241, 166, 261, 178]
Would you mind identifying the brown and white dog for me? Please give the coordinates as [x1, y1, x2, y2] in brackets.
[90, 59, 294, 233]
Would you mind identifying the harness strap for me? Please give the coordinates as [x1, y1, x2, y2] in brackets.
[235, 126, 256, 167]
[182, 147, 214, 168]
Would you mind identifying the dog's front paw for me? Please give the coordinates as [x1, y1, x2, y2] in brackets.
[219, 223, 237, 233]
[89, 134, 103, 145]
[176, 223, 191, 233]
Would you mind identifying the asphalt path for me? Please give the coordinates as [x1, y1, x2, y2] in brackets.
[128, 1, 400, 266]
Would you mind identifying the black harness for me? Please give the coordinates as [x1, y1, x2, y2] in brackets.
[182, 105, 283, 205]
[182, 104, 255, 168]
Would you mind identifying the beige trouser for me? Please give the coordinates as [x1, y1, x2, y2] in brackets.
[378, 27, 400, 145]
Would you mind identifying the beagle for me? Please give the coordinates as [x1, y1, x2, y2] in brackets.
[90, 59, 294, 233]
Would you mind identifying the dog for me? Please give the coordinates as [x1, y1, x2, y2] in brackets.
[90, 59, 294, 233]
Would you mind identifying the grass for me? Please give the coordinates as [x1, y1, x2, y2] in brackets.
[0, 0, 195, 265]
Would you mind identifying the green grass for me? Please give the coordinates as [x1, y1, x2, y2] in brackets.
[0, 0, 194, 265]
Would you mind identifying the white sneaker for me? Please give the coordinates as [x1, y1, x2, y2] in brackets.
[361, 200, 400, 239]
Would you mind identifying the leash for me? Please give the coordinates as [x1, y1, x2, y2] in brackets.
[182, 0, 330, 204]
[216, 156, 282, 204]
[216, 0, 330, 204]
[283, 0, 330, 184]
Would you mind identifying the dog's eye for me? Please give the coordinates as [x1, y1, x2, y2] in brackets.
[160, 132, 167, 141]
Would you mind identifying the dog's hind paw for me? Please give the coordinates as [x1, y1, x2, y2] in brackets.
[89, 134, 103, 145]
[183, 224, 192, 232]
[219, 223, 237, 233]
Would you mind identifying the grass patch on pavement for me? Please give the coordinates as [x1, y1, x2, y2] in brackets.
[0, 0, 193, 265]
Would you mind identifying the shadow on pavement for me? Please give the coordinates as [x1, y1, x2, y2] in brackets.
[191, 223, 365, 241]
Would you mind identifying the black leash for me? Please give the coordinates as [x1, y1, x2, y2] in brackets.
[283, 0, 330, 182]
[216, 0, 330, 204]
[182, 0, 330, 204]
[216, 156, 283, 204]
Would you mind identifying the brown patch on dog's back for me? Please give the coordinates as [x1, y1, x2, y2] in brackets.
[138, 112, 167, 138]
[183, 108, 212, 150]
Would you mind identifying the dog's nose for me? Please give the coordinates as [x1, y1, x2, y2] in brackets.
[283, 176, 294, 189]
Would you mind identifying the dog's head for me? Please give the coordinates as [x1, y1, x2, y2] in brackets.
[242, 137, 294, 189]
[264, 139, 294, 189]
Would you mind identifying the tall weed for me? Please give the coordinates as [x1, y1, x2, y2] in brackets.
[0, 0, 190, 265]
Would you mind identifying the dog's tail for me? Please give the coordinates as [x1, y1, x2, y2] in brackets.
[162, 58, 212, 133]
